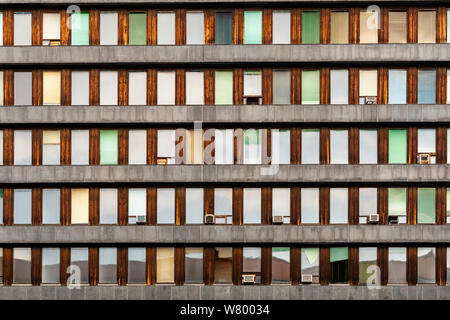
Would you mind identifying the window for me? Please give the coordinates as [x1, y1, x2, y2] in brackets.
[448, 10, 450, 44]
[215, 129, 234, 164]
[417, 188, 435, 224]
[186, 12, 204, 45]
[301, 248, 319, 278]
[272, 248, 290, 284]
[42, 248, 59, 284]
[272, 188, 290, 223]
[389, 11, 407, 43]
[14, 130, 31, 165]
[13, 248, 31, 284]
[243, 129, 261, 164]
[129, 12, 147, 45]
[360, 11, 378, 43]
[302, 11, 320, 44]
[157, 71, 175, 105]
[418, 70, 436, 104]
[214, 188, 232, 224]
[42, 189, 60, 224]
[272, 11, 290, 44]
[388, 129, 407, 164]
[128, 72, 147, 105]
[43, 130, 60, 165]
[330, 129, 349, 164]
[71, 130, 89, 165]
[0, 71, 3, 105]
[330, 247, 348, 284]
[71, 12, 89, 45]
[418, 129, 436, 163]
[448, 70, 450, 104]
[243, 248, 261, 284]
[185, 248, 203, 284]
[100, 189, 117, 224]
[71, 188, 89, 224]
[359, 247, 377, 285]
[243, 188, 261, 224]
[186, 71, 204, 105]
[388, 70, 407, 104]
[0, 189, 3, 224]
[359, 188, 377, 224]
[418, 11, 436, 43]
[359, 70, 377, 104]
[71, 71, 90, 105]
[99, 248, 117, 284]
[244, 11, 262, 44]
[330, 70, 348, 104]
[0, 13, 3, 45]
[215, 71, 233, 104]
[14, 12, 32, 45]
[157, 12, 175, 45]
[128, 130, 147, 164]
[157, 130, 175, 164]
[359, 129, 377, 164]
[273, 70, 290, 104]
[271, 129, 290, 164]
[388, 188, 407, 224]
[448, 188, 450, 223]
[330, 11, 349, 44]
[185, 129, 204, 164]
[157, 247, 174, 283]
[301, 188, 319, 224]
[301, 70, 320, 104]
[100, 71, 118, 105]
[301, 129, 320, 164]
[100, 12, 118, 45]
[330, 188, 348, 224]
[418, 247, 435, 284]
[243, 70, 262, 103]
[214, 247, 232, 284]
[70, 248, 88, 284]
[186, 188, 204, 224]
[128, 189, 146, 224]
[42, 71, 61, 105]
[215, 12, 233, 44]
[0, 130, 2, 165]
[128, 248, 146, 284]
[14, 72, 32, 105]
[14, 189, 31, 224]
[448, 248, 450, 282]
[0, 248, 3, 283]
[43, 13, 60, 45]
[157, 188, 175, 224]
[388, 247, 406, 283]
[100, 130, 118, 165]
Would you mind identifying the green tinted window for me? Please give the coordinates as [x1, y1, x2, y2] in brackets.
[215, 71, 233, 104]
[388, 129, 407, 164]
[129, 12, 147, 45]
[215, 12, 232, 44]
[388, 188, 406, 216]
[417, 188, 435, 224]
[301, 70, 320, 104]
[100, 130, 118, 165]
[330, 247, 348, 284]
[71, 12, 89, 45]
[244, 11, 262, 44]
[302, 11, 320, 44]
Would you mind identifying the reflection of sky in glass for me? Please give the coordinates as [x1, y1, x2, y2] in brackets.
[272, 248, 290, 262]
[359, 188, 377, 216]
[129, 247, 146, 263]
[418, 129, 436, 153]
[389, 247, 406, 261]
[302, 248, 319, 270]
[100, 189, 117, 224]
[186, 188, 203, 224]
[359, 130, 377, 164]
[244, 129, 261, 164]
[272, 188, 290, 216]
[243, 247, 261, 272]
[14, 189, 31, 224]
[71, 130, 89, 165]
[388, 188, 407, 215]
[157, 189, 175, 224]
[129, 130, 147, 164]
[301, 188, 319, 223]
[43, 189, 60, 224]
[271, 130, 290, 164]
[330, 70, 348, 104]
[14, 130, 31, 165]
[215, 129, 234, 164]
[301, 129, 319, 164]
[359, 247, 377, 262]
[157, 130, 175, 158]
[128, 189, 146, 216]
[42, 248, 60, 283]
[330, 188, 348, 224]
[388, 69, 407, 104]
[244, 188, 261, 224]
[215, 188, 232, 218]
[330, 130, 348, 164]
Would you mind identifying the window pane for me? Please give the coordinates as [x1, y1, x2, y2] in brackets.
[244, 11, 262, 44]
[71, 188, 89, 224]
[71, 248, 88, 283]
[330, 188, 348, 224]
[214, 188, 232, 223]
[330, 247, 348, 283]
[330, 12, 348, 44]
[359, 188, 377, 223]
[448, 69, 450, 104]
[273, 70, 290, 104]
[388, 70, 407, 104]
[100, 71, 118, 105]
[359, 129, 377, 164]
[13, 248, 31, 284]
[128, 188, 146, 224]
[418, 248, 435, 284]
[215, 129, 234, 164]
[43, 71, 61, 105]
[330, 129, 348, 164]
[185, 129, 203, 164]
[272, 188, 290, 223]
[301, 188, 319, 224]
[330, 70, 348, 104]
[128, 130, 147, 164]
[14, 13, 31, 45]
[43, 130, 60, 165]
[42, 248, 60, 284]
[128, 248, 146, 283]
[388, 247, 406, 283]
[359, 70, 377, 101]
[71, 71, 90, 105]
[214, 247, 232, 284]
[0, 71, 3, 105]
[243, 188, 261, 224]
[129, 12, 147, 45]
[418, 70, 436, 104]
[0, 131, 2, 165]
[14, 189, 31, 224]
[157, 247, 174, 283]
[301, 248, 319, 276]
[157, 188, 175, 224]
[388, 188, 407, 222]
[418, 188, 435, 224]
[244, 70, 262, 97]
[185, 248, 203, 284]
[186, 188, 203, 224]
[99, 248, 117, 284]
[448, 188, 450, 223]
[360, 11, 378, 43]
[388, 129, 407, 164]
[100, 189, 117, 224]
[157, 130, 176, 163]
[301, 129, 320, 164]
[418, 11, 436, 43]
[14, 130, 31, 165]
[243, 129, 261, 164]
[301, 70, 319, 104]
[43, 13, 60, 44]
[0, 13, 3, 45]
[128, 72, 147, 105]
[42, 189, 60, 224]
[302, 11, 320, 44]
[448, 10, 450, 44]
[418, 128, 436, 156]
[243, 247, 261, 273]
[186, 71, 204, 105]
[0, 189, 3, 224]
[272, 248, 290, 284]
[186, 12, 204, 45]
[100, 12, 118, 45]
[271, 129, 290, 164]
[359, 247, 377, 284]
[389, 11, 407, 43]
[157, 12, 175, 45]
[71, 12, 89, 45]
[157, 71, 175, 105]
[100, 130, 118, 165]
[272, 11, 290, 44]
[215, 71, 233, 104]
[71, 130, 89, 165]
[215, 12, 232, 44]
[14, 72, 32, 105]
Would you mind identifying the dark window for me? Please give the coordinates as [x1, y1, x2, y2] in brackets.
[215, 12, 233, 44]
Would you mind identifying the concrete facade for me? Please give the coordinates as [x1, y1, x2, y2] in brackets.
[0, 0, 442, 4]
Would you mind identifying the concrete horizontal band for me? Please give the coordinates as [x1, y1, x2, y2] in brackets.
[0, 165, 449, 184]
[0, 104, 449, 125]
[0, 284, 447, 300]
[0, 225, 449, 244]
[0, 44, 448, 65]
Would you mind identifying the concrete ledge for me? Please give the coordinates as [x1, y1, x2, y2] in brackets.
[0, 225, 449, 244]
[0, 285, 447, 300]
[0, 44, 448, 65]
[0, 165, 449, 184]
[0, 104, 449, 125]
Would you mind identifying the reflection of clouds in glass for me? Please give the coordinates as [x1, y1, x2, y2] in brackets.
[301, 130, 320, 164]
[418, 129, 436, 153]
[271, 130, 290, 164]
[360, 130, 377, 164]
[330, 188, 348, 224]
[389, 247, 407, 262]
[186, 189, 203, 224]
[272, 248, 290, 263]
[359, 188, 377, 216]
[301, 188, 319, 223]
[272, 188, 290, 216]
[359, 247, 377, 262]
[215, 189, 232, 216]
[330, 130, 348, 164]
[157, 189, 175, 224]
[244, 188, 261, 224]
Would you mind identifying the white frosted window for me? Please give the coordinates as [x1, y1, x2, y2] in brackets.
[157, 130, 176, 164]
[215, 129, 234, 164]
[186, 188, 204, 224]
[448, 70, 450, 104]
[418, 129, 436, 154]
[43, 130, 60, 165]
[244, 71, 262, 97]
[14, 130, 32, 165]
[359, 129, 377, 164]
[0, 130, 3, 165]
[301, 129, 320, 164]
[14, 13, 32, 45]
[128, 130, 147, 164]
[14, 189, 31, 224]
[273, 70, 290, 104]
[42, 248, 60, 284]
[418, 11, 436, 43]
[186, 71, 204, 105]
[186, 12, 204, 44]
[100, 189, 117, 224]
[14, 72, 32, 106]
[0, 71, 3, 105]
[359, 188, 377, 223]
[243, 129, 262, 164]
[99, 248, 117, 284]
[301, 188, 319, 224]
[128, 188, 146, 224]
[359, 70, 378, 102]
[43, 189, 60, 224]
[43, 13, 60, 44]
[243, 188, 261, 224]
[272, 188, 290, 223]
[100, 12, 118, 45]
[330, 188, 348, 224]
[214, 188, 232, 223]
[330, 130, 348, 164]
[0, 13, 3, 45]
[128, 72, 147, 105]
[100, 71, 118, 105]
[157, 12, 175, 45]
[71, 71, 90, 105]
[271, 129, 290, 164]
[157, 71, 175, 105]
[157, 188, 175, 224]
[71, 130, 89, 165]
[330, 70, 348, 104]
[272, 11, 290, 44]
[71, 189, 89, 224]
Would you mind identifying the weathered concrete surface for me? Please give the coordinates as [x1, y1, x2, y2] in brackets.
[0, 44, 448, 65]
[0, 225, 448, 244]
[0, 104, 448, 124]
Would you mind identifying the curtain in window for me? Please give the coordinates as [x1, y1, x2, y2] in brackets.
[389, 11, 407, 43]
[418, 11, 436, 43]
[43, 71, 61, 105]
[302, 11, 320, 44]
[418, 70, 436, 104]
[301, 188, 319, 224]
[215, 71, 233, 104]
[330, 12, 349, 44]
[157, 12, 175, 45]
[157, 189, 175, 224]
[71, 189, 89, 224]
[388, 188, 406, 216]
[157, 248, 175, 283]
[215, 12, 232, 44]
[244, 11, 262, 44]
[273, 70, 290, 104]
[100, 130, 118, 165]
[43, 13, 60, 42]
[388, 70, 407, 104]
[301, 70, 320, 104]
[14, 13, 32, 45]
[272, 11, 290, 44]
[359, 70, 377, 99]
[243, 129, 261, 164]
[359, 248, 377, 284]
[186, 12, 204, 45]
[388, 129, 407, 163]
[417, 188, 435, 224]
[360, 11, 378, 43]
[129, 12, 147, 45]
[100, 12, 118, 45]
[71, 12, 89, 45]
